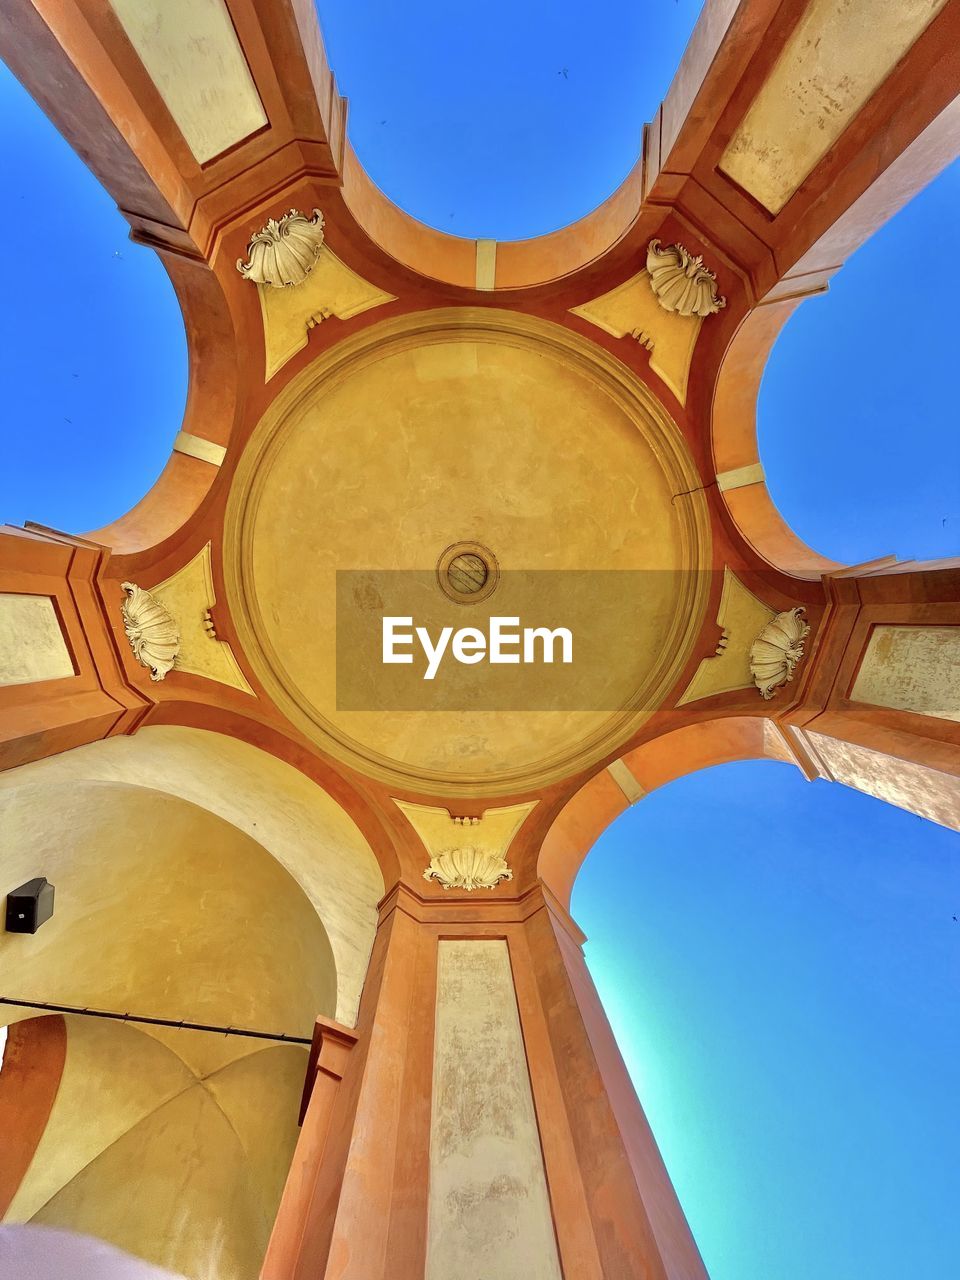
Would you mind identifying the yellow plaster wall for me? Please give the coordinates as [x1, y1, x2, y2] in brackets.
[0, 727, 383, 1026]
[16, 1020, 306, 1280]
[678, 569, 775, 704]
[0, 783, 330, 1277]
[225, 312, 711, 794]
[152, 545, 255, 696]
[395, 800, 536, 861]
[570, 269, 702, 404]
[259, 247, 396, 380]
[0, 783, 336, 1070]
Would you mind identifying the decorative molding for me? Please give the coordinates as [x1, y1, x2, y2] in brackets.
[750, 607, 810, 699]
[678, 569, 777, 705]
[395, 799, 536, 864]
[173, 430, 226, 467]
[258, 245, 396, 380]
[120, 583, 179, 681]
[151, 545, 255, 696]
[646, 239, 726, 318]
[423, 845, 513, 891]
[237, 209, 326, 288]
[607, 759, 645, 804]
[475, 239, 497, 291]
[716, 461, 765, 493]
[569, 270, 702, 404]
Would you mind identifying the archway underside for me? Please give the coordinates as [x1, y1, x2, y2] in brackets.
[1, 3, 959, 1279]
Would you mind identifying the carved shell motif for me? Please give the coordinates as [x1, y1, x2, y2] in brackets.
[423, 845, 513, 892]
[750, 607, 810, 700]
[120, 583, 179, 682]
[236, 208, 325, 288]
[646, 238, 726, 317]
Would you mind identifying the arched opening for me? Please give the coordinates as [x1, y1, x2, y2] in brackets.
[319, 0, 705, 241]
[0, 731, 386, 1277]
[568, 759, 960, 1280]
[0, 726, 385, 1027]
[0, 59, 187, 536]
[758, 158, 960, 566]
[713, 157, 960, 576]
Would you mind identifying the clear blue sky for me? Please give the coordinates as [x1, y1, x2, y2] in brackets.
[2, 4, 959, 1277]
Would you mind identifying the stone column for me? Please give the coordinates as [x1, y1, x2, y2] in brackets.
[263, 883, 709, 1280]
[785, 562, 960, 830]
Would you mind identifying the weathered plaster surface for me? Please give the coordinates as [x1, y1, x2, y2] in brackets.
[807, 730, 960, 831]
[0, 594, 73, 686]
[108, 0, 267, 163]
[426, 940, 561, 1280]
[720, 0, 948, 212]
[851, 625, 960, 723]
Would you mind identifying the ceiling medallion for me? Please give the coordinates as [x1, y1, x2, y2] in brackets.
[437, 541, 500, 605]
[646, 239, 726, 318]
[750, 607, 810, 699]
[236, 208, 325, 288]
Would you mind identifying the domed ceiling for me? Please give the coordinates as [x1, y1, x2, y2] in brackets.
[225, 310, 710, 794]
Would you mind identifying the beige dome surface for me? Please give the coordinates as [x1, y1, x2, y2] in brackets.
[225, 310, 710, 793]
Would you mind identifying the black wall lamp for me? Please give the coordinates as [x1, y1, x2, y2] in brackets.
[5, 877, 55, 934]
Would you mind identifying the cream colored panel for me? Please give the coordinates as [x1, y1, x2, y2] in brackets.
[607, 757, 645, 803]
[426, 940, 561, 1280]
[260, 246, 396, 380]
[720, 0, 949, 213]
[475, 239, 497, 291]
[0, 594, 73, 686]
[173, 431, 226, 467]
[716, 462, 765, 493]
[152, 544, 255, 695]
[806, 730, 960, 831]
[851, 626, 960, 723]
[571, 269, 701, 403]
[108, 0, 268, 164]
[678, 569, 775, 704]
[0, 727, 383, 1027]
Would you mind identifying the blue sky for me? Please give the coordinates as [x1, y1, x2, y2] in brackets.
[2, 4, 958, 1277]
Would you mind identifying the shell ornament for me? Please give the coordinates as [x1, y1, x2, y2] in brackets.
[750, 607, 810, 700]
[236, 208, 326, 288]
[422, 845, 513, 892]
[120, 583, 179, 682]
[646, 238, 726, 318]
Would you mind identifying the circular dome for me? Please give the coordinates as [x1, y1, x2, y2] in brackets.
[224, 310, 710, 794]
